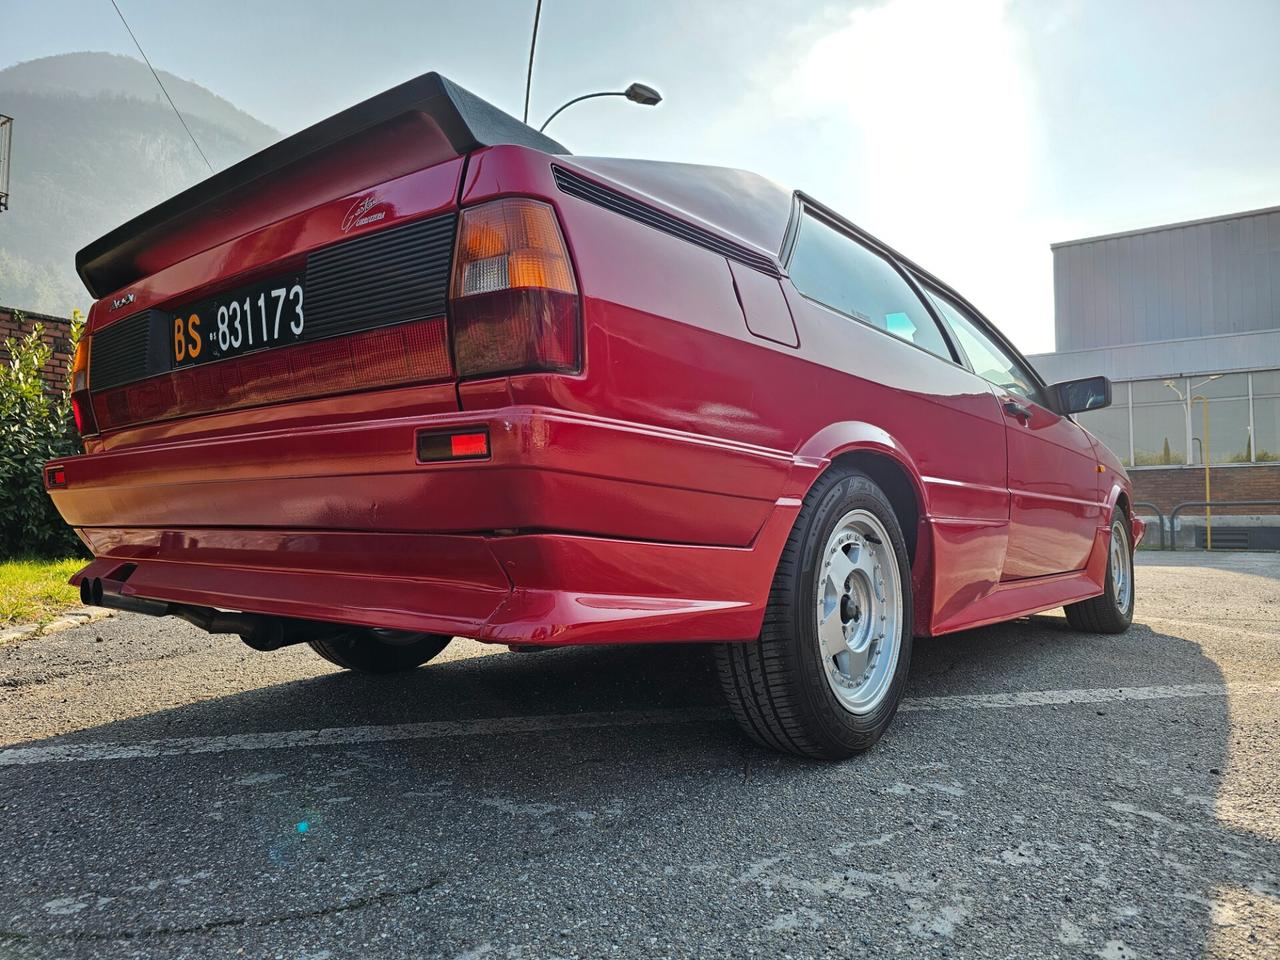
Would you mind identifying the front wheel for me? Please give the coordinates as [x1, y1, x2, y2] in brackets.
[309, 628, 452, 673]
[715, 469, 914, 760]
[1064, 512, 1135, 634]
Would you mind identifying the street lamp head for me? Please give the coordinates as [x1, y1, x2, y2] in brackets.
[624, 83, 662, 106]
[539, 83, 665, 133]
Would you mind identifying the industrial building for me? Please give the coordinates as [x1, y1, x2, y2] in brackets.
[1028, 204, 1280, 548]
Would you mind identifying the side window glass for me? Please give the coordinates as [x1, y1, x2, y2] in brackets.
[789, 212, 954, 362]
[926, 289, 1044, 406]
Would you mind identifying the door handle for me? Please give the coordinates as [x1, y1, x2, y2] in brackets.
[1003, 399, 1032, 422]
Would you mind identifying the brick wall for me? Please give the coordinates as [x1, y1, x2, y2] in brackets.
[0, 305, 75, 395]
[1132, 464, 1280, 517]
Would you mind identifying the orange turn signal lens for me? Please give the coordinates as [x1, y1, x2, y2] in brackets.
[70, 336, 90, 393]
[451, 198, 577, 298]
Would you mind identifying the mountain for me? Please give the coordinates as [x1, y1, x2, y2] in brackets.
[0, 52, 280, 318]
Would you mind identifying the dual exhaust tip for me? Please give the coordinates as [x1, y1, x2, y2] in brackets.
[80, 575, 297, 651]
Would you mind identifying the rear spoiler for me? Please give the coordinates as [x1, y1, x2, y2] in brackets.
[76, 72, 569, 300]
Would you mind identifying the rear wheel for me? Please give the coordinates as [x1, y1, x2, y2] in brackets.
[716, 469, 914, 760]
[1065, 511, 1134, 634]
[308, 628, 451, 673]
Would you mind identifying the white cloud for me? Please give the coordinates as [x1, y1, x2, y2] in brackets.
[759, 0, 1056, 351]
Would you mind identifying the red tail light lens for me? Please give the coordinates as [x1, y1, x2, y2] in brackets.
[449, 198, 580, 377]
[69, 335, 98, 436]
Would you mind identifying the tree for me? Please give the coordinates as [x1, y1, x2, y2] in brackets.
[0, 314, 85, 558]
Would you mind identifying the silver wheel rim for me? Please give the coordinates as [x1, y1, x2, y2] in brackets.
[815, 509, 903, 715]
[1110, 520, 1131, 613]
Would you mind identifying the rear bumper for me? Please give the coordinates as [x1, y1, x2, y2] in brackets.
[49, 405, 791, 547]
[70, 515, 799, 645]
[51, 404, 809, 644]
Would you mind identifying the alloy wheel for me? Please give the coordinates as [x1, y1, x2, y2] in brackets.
[815, 509, 903, 715]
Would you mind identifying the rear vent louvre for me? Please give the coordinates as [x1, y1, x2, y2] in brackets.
[552, 166, 779, 275]
[305, 213, 456, 340]
[90, 310, 165, 390]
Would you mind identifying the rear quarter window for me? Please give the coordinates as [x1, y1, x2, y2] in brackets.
[788, 212, 953, 362]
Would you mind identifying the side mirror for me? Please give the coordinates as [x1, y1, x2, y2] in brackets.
[1053, 375, 1111, 415]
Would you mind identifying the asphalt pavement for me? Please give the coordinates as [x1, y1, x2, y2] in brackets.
[1, 551, 1277, 959]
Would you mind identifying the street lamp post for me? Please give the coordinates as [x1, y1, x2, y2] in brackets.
[1195, 394, 1211, 549]
[1165, 375, 1222, 549]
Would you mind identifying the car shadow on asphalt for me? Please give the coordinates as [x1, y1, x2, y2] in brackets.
[2, 610, 1277, 957]
[5, 609, 1274, 960]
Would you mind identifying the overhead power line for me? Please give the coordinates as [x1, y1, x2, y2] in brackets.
[107, 0, 214, 174]
[519, 0, 540, 124]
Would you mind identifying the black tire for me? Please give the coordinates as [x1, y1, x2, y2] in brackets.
[308, 629, 451, 674]
[1065, 510, 1135, 634]
[715, 469, 914, 760]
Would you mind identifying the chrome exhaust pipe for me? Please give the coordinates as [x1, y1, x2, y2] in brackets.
[85, 575, 297, 651]
[83, 577, 170, 617]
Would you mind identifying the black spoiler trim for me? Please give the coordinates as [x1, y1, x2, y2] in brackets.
[76, 72, 569, 299]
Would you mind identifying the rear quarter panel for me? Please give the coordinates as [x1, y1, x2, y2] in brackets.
[462, 148, 1012, 628]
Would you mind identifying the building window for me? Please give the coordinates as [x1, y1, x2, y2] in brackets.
[1182, 373, 1251, 464]
[1077, 369, 1280, 469]
[1254, 370, 1280, 463]
[1076, 381, 1131, 465]
[1131, 378, 1187, 466]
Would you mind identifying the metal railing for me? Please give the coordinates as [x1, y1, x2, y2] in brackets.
[1133, 501, 1165, 551]
[1167, 499, 1280, 551]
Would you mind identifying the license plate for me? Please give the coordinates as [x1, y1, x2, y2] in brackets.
[170, 275, 306, 368]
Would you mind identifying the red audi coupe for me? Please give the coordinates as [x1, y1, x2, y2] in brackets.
[46, 73, 1143, 758]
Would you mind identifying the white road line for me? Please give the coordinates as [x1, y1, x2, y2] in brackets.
[1, 682, 1275, 767]
[899, 681, 1277, 712]
[0, 708, 723, 767]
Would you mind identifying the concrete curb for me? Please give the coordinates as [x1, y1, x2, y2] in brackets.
[0, 607, 116, 645]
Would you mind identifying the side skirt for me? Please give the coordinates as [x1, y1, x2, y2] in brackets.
[926, 521, 1110, 636]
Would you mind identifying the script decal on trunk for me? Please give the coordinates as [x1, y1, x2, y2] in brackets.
[341, 195, 386, 233]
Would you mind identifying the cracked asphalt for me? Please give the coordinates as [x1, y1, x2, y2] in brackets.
[1, 551, 1277, 959]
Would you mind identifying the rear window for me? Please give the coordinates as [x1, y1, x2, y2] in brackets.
[789, 212, 953, 362]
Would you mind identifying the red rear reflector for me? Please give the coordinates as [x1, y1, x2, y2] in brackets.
[91, 315, 452, 431]
[417, 427, 490, 462]
[450, 431, 489, 458]
[46, 466, 67, 488]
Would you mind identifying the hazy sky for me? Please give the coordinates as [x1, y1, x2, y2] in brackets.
[3, 0, 1278, 352]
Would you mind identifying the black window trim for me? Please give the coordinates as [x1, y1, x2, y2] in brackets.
[782, 194, 963, 368]
[916, 278, 1053, 410]
[779, 189, 1057, 408]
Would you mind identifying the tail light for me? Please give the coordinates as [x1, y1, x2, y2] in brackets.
[69, 335, 97, 436]
[449, 198, 579, 377]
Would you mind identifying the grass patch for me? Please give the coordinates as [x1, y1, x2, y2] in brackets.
[0, 557, 84, 626]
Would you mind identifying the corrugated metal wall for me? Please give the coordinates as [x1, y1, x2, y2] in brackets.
[1052, 205, 1280, 351]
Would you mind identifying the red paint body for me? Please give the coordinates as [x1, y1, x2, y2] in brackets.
[47, 130, 1139, 646]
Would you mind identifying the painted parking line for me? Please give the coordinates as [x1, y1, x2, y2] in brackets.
[901, 681, 1279, 712]
[1, 682, 1275, 767]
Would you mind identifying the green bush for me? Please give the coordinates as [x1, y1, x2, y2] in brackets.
[0, 317, 86, 559]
